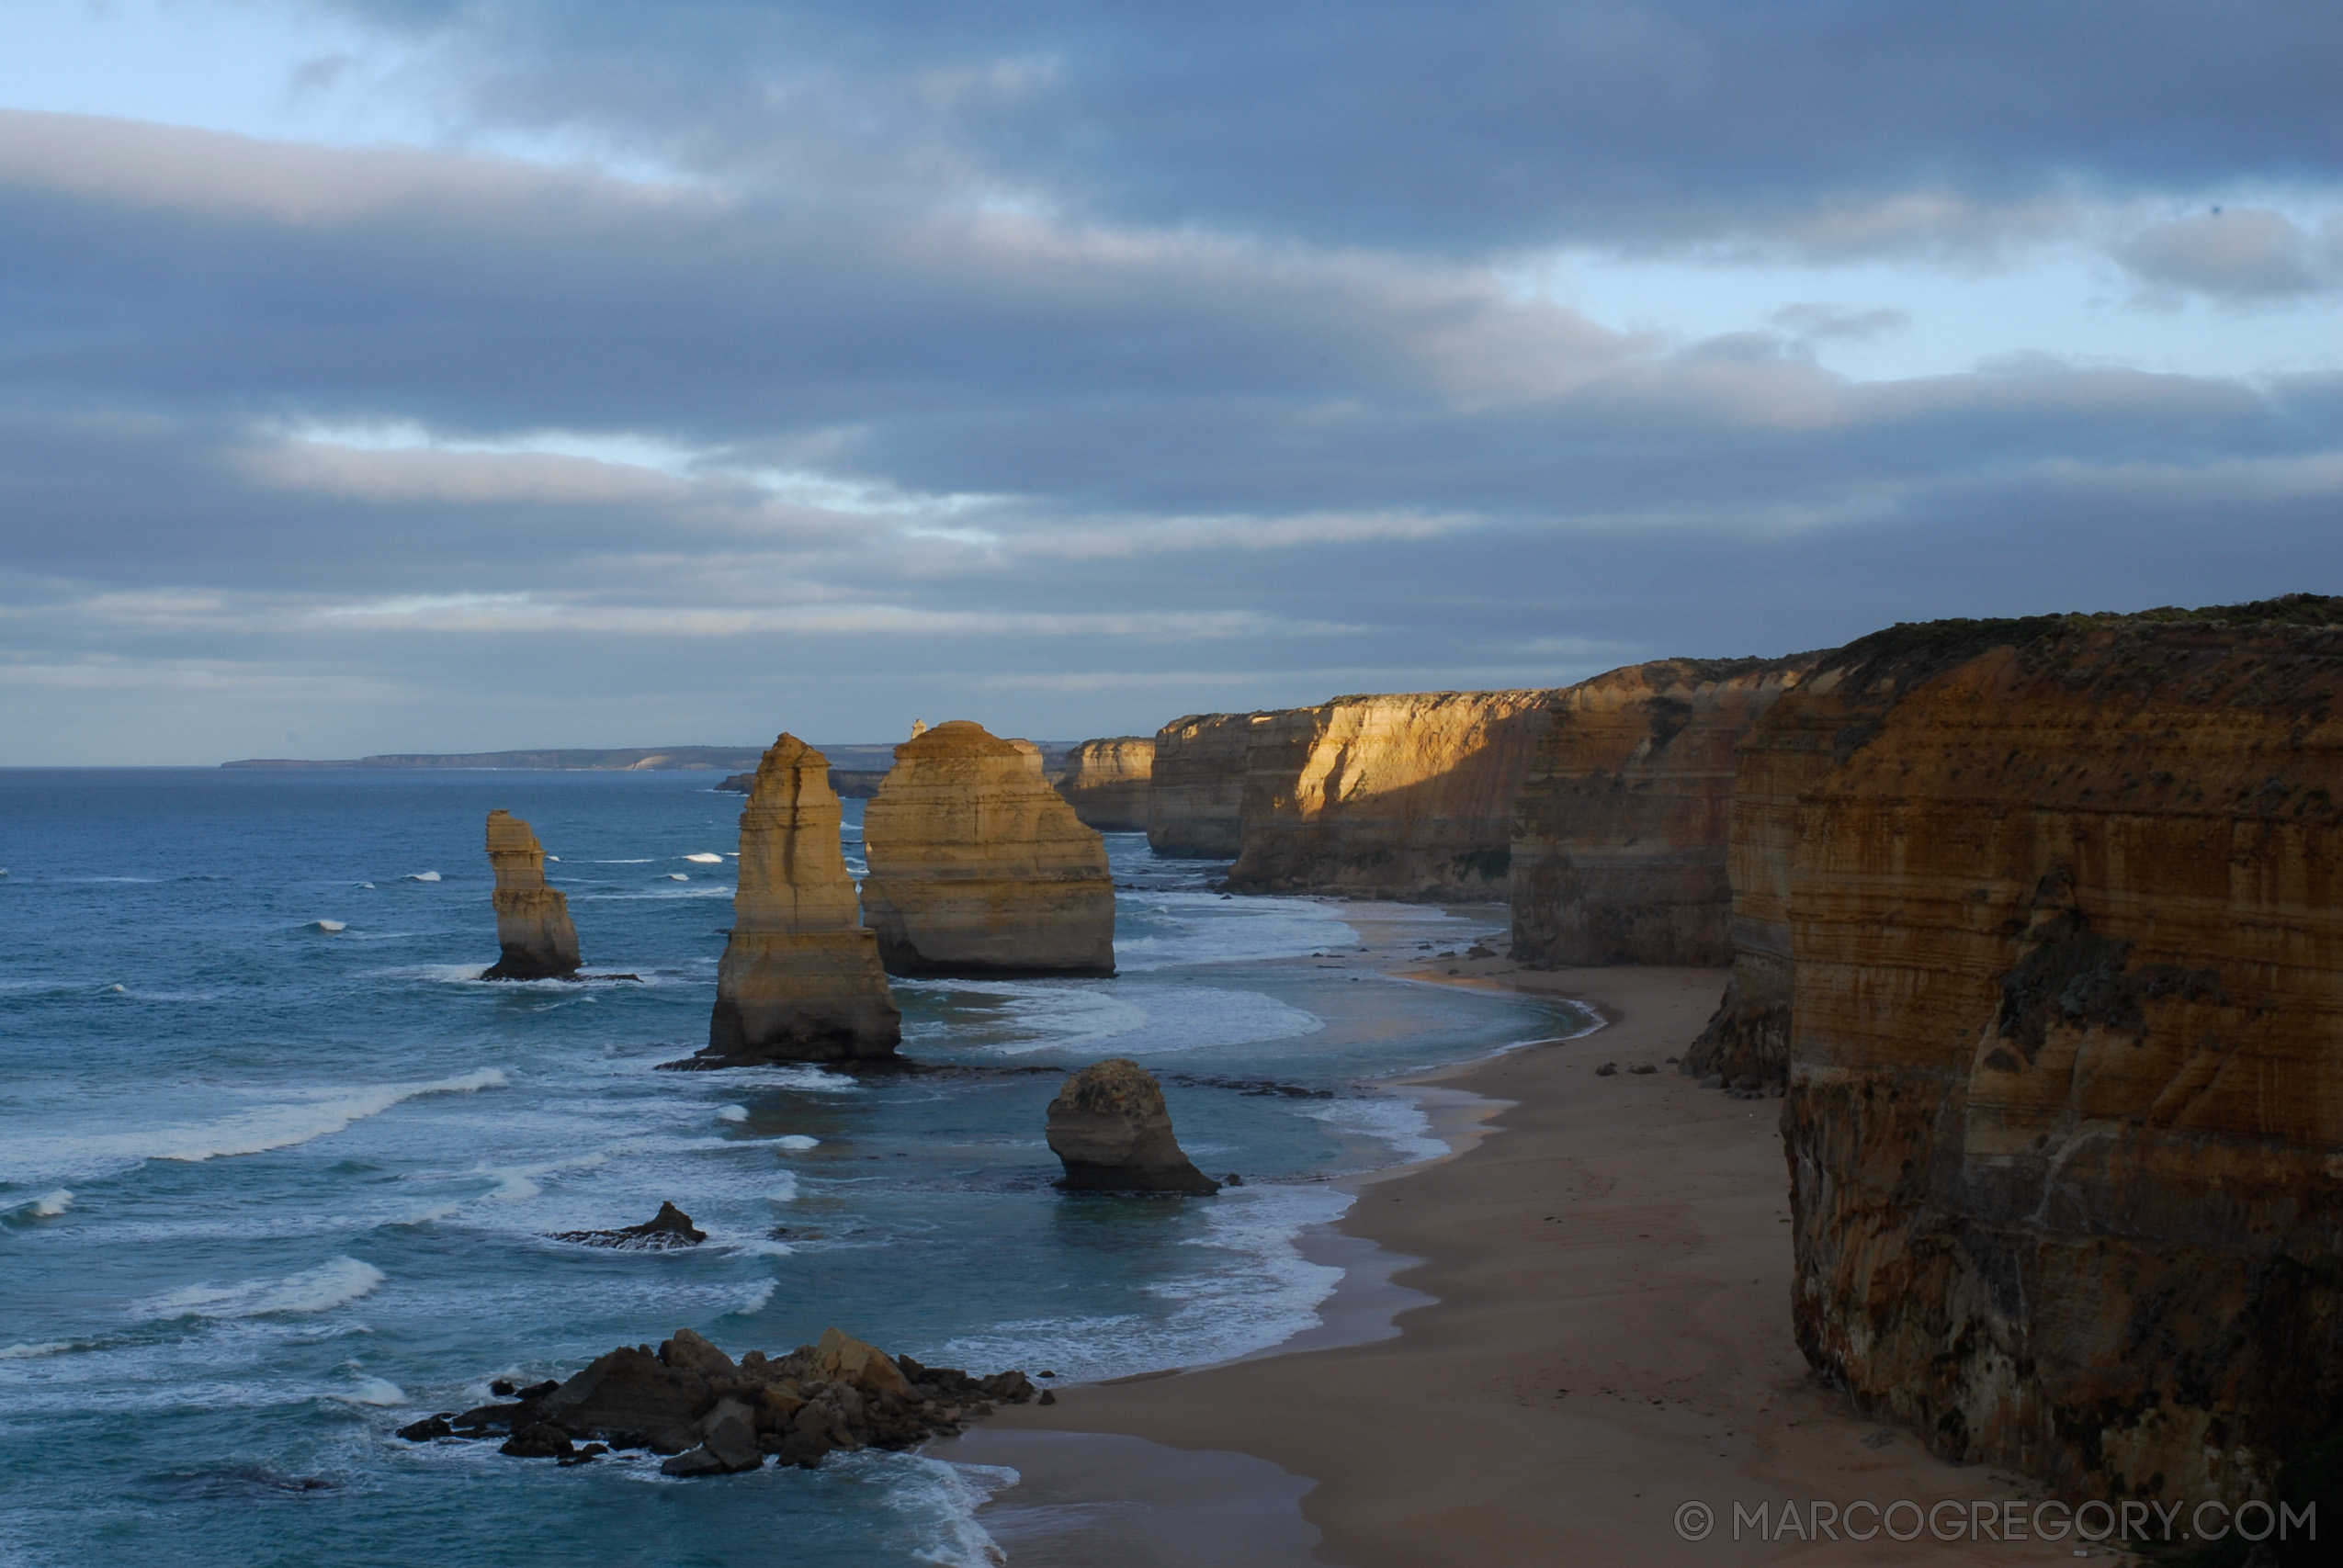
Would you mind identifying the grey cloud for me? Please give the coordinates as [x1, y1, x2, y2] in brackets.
[2119, 208, 2339, 299]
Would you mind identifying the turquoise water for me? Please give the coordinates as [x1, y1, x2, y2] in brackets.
[0, 769, 1583, 1566]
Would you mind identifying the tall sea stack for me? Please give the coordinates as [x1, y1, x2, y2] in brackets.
[481, 810, 581, 979]
[696, 735, 900, 1066]
[860, 720, 1115, 977]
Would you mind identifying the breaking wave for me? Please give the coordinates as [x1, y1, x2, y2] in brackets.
[142, 1257, 387, 1320]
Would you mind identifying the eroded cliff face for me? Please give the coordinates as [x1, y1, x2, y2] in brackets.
[696, 735, 900, 1065]
[1149, 712, 1280, 858]
[1509, 658, 1815, 968]
[861, 720, 1115, 977]
[1055, 738, 1154, 832]
[482, 809, 581, 979]
[1756, 604, 2343, 1507]
[1225, 691, 1553, 900]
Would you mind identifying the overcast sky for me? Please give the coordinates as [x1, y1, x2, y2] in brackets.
[5, 0, 2340, 762]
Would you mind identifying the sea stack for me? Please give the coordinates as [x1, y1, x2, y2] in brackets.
[694, 735, 900, 1066]
[481, 810, 581, 979]
[1045, 1059, 1219, 1194]
[1055, 737, 1154, 831]
[860, 720, 1115, 977]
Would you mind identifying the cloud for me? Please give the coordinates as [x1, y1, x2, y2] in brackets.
[2119, 208, 2339, 299]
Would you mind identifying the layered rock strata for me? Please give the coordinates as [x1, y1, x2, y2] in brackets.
[692, 735, 900, 1066]
[481, 809, 581, 979]
[1149, 712, 1281, 858]
[1046, 1058, 1219, 1194]
[1740, 601, 2343, 1507]
[860, 720, 1115, 977]
[395, 1325, 1036, 1471]
[1226, 691, 1555, 899]
[1509, 658, 1817, 967]
[1055, 737, 1155, 831]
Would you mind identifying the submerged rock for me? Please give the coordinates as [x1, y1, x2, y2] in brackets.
[404, 1326, 1035, 1472]
[481, 810, 581, 979]
[1045, 1058, 1220, 1195]
[549, 1201, 707, 1250]
[685, 734, 901, 1067]
[860, 720, 1115, 978]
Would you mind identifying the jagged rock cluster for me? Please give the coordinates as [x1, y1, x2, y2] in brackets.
[1508, 658, 1814, 967]
[861, 720, 1115, 977]
[1692, 599, 2343, 1510]
[1054, 737, 1154, 831]
[481, 810, 581, 979]
[549, 1201, 707, 1250]
[1045, 1058, 1219, 1194]
[688, 735, 900, 1066]
[396, 1326, 1035, 1473]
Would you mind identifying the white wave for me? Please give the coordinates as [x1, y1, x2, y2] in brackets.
[705, 1067, 860, 1094]
[143, 1256, 387, 1320]
[683, 852, 724, 864]
[103, 984, 126, 994]
[335, 1375, 409, 1406]
[396, 1200, 465, 1226]
[19, 1189, 74, 1219]
[360, 882, 375, 888]
[850, 1451, 1017, 1568]
[1115, 891, 1361, 972]
[944, 982, 1323, 1058]
[764, 1172, 800, 1202]
[0, 1068, 507, 1185]
[729, 1279, 777, 1315]
[594, 858, 653, 863]
[716, 1105, 748, 1123]
[0, 1340, 77, 1359]
[545, 855, 560, 862]
[406, 872, 442, 882]
[311, 919, 346, 933]
[772, 1135, 820, 1152]
[741, 1238, 795, 1257]
[664, 873, 689, 882]
[1306, 1094, 1449, 1165]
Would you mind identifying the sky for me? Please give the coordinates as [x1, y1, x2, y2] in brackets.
[3, 0, 2340, 762]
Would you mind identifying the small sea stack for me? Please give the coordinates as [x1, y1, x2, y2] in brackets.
[1046, 1058, 1219, 1194]
[686, 735, 900, 1067]
[481, 810, 581, 980]
[860, 720, 1115, 978]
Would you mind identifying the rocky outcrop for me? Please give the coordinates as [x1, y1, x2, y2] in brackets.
[686, 735, 900, 1066]
[481, 810, 581, 979]
[1509, 658, 1816, 967]
[1730, 599, 2343, 1508]
[1226, 691, 1554, 900]
[1149, 711, 1280, 858]
[549, 1201, 706, 1250]
[860, 720, 1115, 977]
[1055, 737, 1155, 831]
[1046, 1058, 1220, 1194]
[396, 1325, 1036, 1471]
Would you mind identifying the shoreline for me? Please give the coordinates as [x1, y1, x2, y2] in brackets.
[940, 958, 2121, 1565]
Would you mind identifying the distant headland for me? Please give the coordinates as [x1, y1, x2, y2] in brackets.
[221, 744, 912, 773]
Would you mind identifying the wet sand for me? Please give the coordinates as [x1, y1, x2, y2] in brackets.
[949, 958, 2129, 1565]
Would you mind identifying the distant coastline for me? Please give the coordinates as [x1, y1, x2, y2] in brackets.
[221, 744, 904, 773]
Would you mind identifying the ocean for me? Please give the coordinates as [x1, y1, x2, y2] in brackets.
[0, 768, 1586, 1567]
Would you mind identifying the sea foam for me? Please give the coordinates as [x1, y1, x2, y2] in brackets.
[683, 853, 724, 864]
[405, 872, 442, 883]
[311, 919, 346, 933]
[142, 1256, 387, 1320]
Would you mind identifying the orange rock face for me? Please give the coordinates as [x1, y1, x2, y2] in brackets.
[1225, 691, 1553, 900]
[861, 720, 1115, 976]
[1738, 603, 2343, 1506]
[1149, 712, 1282, 858]
[482, 809, 581, 979]
[1055, 737, 1154, 832]
[1508, 658, 1814, 967]
[699, 735, 900, 1064]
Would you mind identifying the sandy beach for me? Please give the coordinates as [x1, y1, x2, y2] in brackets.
[944, 957, 2134, 1566]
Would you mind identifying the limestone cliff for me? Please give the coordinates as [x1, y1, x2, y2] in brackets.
[1225, 691, 1554, 899]
[481, 810, 582, 979]
[1745, 600, 2343, 1506]
[860, 720, 1115, 977]
[1055, 738, 1155, 832]
[693, 735, 900, 1066]
[1509, 658, 1816, 967]
[1148, 712, 1279, 858]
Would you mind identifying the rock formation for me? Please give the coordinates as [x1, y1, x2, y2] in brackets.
[1508, 658, 1816, 967]
[1226, 691, 1555, 899]
[549, 1201, 707, 1249]
[396, 1325, 1036, 1471]
[1721, 599, 2343, 1508]
[481, 809, 582, 979]
[1045, 1058, 1219, 1194]
[689, 735, 900, 1066]
[859, 720, 1115, 977]
[1148, 711, 1280, 858]
[1054, 737, 1155, 831]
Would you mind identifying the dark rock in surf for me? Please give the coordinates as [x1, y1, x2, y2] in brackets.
[549, 1201, 706, 1250]
[1045, 1059, 1220, 1195]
